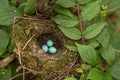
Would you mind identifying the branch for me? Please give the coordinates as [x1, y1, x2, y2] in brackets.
[77, 4, 85, 44]
[0, 54, 15, 68]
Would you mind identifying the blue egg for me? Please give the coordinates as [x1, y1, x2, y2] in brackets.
[41, 45, 48, 52]
[48, 47, 57, 54]
[46, 40, 54, 47]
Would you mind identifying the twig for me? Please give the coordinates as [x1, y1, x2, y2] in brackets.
[0, 54, 15, 68]
[116, 49, 120, 53]
[77, 4, 88, 75]
[14, 47, 41, 74]
[55, 56, 78, 80]
[9, 72, 30, 80]
[113, 25, 120, 36]
[77, 4, 85, 44]
[23, 69, 25, 80]
[22, 34, 37, 50]
[16, 16, 39, 21]
[12, 16, 17, 39]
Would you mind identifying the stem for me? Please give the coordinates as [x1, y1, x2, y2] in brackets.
[77, 4, 85, 44]
[77, 4, 88, 74]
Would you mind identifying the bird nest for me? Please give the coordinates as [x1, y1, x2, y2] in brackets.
[13, 17, 78, 80]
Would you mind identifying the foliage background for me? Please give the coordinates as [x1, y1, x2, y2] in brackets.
[0, 0, 120, 80]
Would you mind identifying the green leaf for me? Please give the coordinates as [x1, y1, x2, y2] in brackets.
[52, 15, 79, 27]
[0, 68, 6, 74]
[0, 25, 12, 34]
[107, 62, 120, 80]
[36, 77, 42, 80]
[81, 0, 100, 21]
[56, 0, 76, 8]
[100, 44, 115, 63]
[76, 67, 83, 73]
[19, 2, 28, 9]
[101, 0, 120, 12]
[80, 74, 87, 80]
[65, 77, 77, 80]
[84, 22, 106, 39]
[100, 0, 110, 5]
[0, 0, 9, 8]
[53, 5, 73, 17]
[8, 39, 15, 53]
[0, 65, 12, 80]
[103, 72, 112, 80]
[59, 26, 81, 40]
[10, 0, 17, 6]
[106, 0, 120, 12]
[0, 6, 23, 25]
[0, 29, 10, 56]
[77, 0, 92, 4]
[65, 43, 78, 51]
[97, 29, 109, 49]
[0, 48, 6, 56]
[81, 64, 92, 70]
[87, 68, 102, 80]
[87, 40, 100, 48]
[111, 32, 120, 50]
[24, 0, 36, 14]
[105, 22, 115, 37]
[75, 43, 100, 64]
[87, 68, 112, 80]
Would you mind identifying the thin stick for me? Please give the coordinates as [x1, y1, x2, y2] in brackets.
[113, 25, 120, 36]
[23, 69, 25, 80]
[116, 49, 120, 53]
[22, 34, 37, 50]
[15, 43, 41, 75]
[16, 16, 39, 21]
[0, 54, 15, 68]
[77, 4, 88, 75]
[77, 4, 85, 44]
[12, 16, 17, 38]
[56, 57, 78, 80]
[9, 72, 30, 80]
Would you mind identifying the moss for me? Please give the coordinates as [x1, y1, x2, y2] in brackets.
[15, 20, 30, 43]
